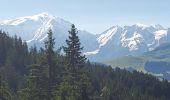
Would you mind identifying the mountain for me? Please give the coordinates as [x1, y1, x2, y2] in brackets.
[0, 12, 98, 52]
[0, 13, 170, 62]
[88, 24, 169, 61]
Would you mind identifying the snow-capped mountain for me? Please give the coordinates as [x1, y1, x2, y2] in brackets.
[0, 12, 98, 52]
[0, 12, 170, 61]
[88, 24, 169, 61]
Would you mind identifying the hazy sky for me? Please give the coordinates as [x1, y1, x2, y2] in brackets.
[0, 0, 170, 34]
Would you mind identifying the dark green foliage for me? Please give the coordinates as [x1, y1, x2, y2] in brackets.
[1, 28, 170, 100]
[44, 29, 57, 99]
[29, 45, 38, 64]
[85, 64, 170, 100]
[0, 75, 12, 100]
[62, 24, 88, 100]
[64, 24, 86, 69]
[17, 64, 49, 100]
[0, 31, 30, 91]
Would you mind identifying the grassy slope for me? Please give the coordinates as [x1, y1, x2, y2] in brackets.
[102, 56, 147, 72]
[102, 55, 170, 73]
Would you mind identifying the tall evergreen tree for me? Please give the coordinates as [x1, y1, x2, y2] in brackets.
[64, 24, 86, 72]
[63, 24, 87, 100]
[44, 29, 57, 99]
[44, 29, 55, 68]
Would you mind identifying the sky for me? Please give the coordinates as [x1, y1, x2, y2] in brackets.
[0, 0, 170, 34]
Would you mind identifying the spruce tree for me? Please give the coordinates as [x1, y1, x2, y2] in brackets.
[64, 24, 86, 72]
[44, 29, 55, 68]
[44, 29, 57, 99]
[63, 24, 87, 100]
[21, 64, 49, 100]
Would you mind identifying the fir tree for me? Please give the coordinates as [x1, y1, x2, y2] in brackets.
[63, 24, 87, 100]
[64, 24, 86, 70]
[24, 64, 49, 100]
[44, 29, 57, 99]
[44, 29, 55, 67]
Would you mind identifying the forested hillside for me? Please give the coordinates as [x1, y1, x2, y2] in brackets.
[0, 25, 170, 100]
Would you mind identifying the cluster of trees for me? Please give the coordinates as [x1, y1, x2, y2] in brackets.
[0, 25, 170, 100]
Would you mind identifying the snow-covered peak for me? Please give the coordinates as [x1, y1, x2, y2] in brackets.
[0, 12, 74, 44]
[135, 23, 148, 28]
[0, 12, 55, 26]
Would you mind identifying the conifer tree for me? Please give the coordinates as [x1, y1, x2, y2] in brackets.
[27, 64, 41, 100]
[44, 29, 57, 99]
[64, 24, 86, 72]
[63, 24, 87, 100]
[44, 29, 55, 68]
[29, 45, 38, 64]
[23, 64, 49, 100]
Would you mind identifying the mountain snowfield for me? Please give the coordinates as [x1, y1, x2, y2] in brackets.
[0, 12, 170, 61]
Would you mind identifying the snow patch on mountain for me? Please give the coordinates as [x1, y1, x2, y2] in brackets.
[84, 49, 100, 56]
[97, 26, 118, 47]
[154, 30, 167, 40]
[28, 16, 54, 42]
[121, 32, 144, 51]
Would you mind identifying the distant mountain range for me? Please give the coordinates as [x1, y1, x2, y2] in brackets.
[0, 12, 170, 62]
